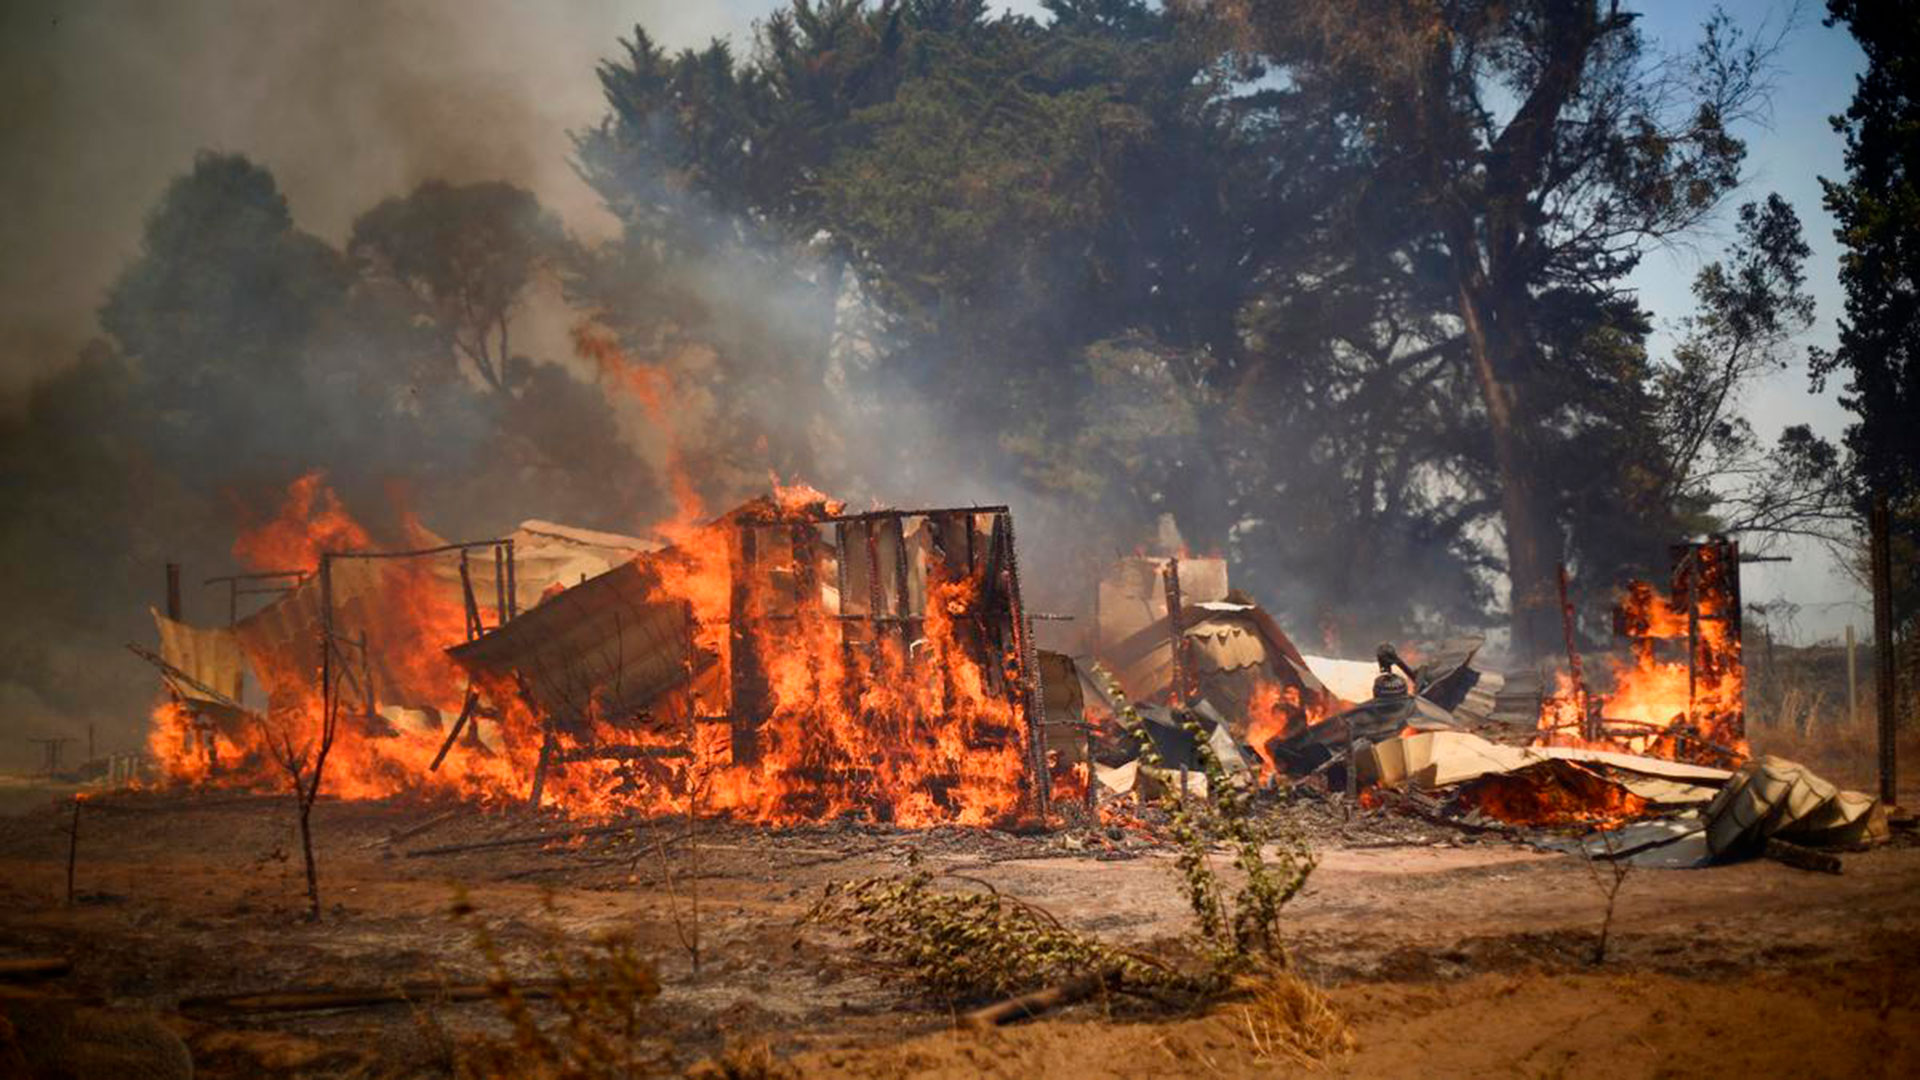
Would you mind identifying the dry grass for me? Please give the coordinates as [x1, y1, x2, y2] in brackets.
[1743, 643, 1913, 793]
[1227, 971, 1357, 1068]
[446, 893, 668, 1080]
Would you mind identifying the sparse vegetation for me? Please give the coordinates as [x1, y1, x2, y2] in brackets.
[447, 891, 666, 1080]
[805, 664, 1340, 1060]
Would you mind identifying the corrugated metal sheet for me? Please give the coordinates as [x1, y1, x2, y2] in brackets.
[446, 560, 695, 734]
[422, 520, 657, 615]
[150, 608, 245, 705]
[233, 558, 439, 710]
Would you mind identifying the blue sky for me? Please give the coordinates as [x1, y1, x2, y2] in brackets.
[1621, 2, 1869, 642]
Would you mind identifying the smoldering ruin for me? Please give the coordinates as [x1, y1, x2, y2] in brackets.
[3, 3, 1918, 1078]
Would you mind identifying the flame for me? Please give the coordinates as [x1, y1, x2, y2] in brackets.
[1454, 763, 1652, 828]
[1535, 545, 1747, 768]
[232, 470, 371, 569]
[1246, 681, 1326, 776]
[146, 471, 1037, 827]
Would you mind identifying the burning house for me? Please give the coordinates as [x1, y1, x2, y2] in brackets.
[140, 483, 1057, 827]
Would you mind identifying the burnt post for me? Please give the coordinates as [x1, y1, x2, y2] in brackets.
[504, 539, 518, 620]
[458, 549, 481, 641]
[891, 515, 913, 647]
[834, 522, 853, 655]
[1161, 557, 1187, 709]
[1556, 563, 1592, 739]
[728, 523, 770, 765]
[66, 798, 80, 906]
[165, 563, 182, 621]
[1870, 496, 1897, 805]
[864, 520, 885, 652]
[997, 510, 1049, 819]
[493, 543, 508, 629]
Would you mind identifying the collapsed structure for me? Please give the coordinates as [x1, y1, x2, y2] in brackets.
[139, 490, 1887, 861]
[143, 489, 1054, 826]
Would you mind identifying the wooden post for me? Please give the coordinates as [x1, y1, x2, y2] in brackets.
[458, 550, 480, 641]
[65, 798, 79, 906]
[1162, 557, 1186, 710]
[1869, 496, 1897, 805]
[728, 524, 768, 765]
[890, 515, 912, 647]
[493, 543, 507, 629]
[1847, 624, 1859, 732]
[504, 539, 517, 620]
[1084, 723, 1096, 811]
[165, 562, 182, 621]
[1556, 563, 1591, 739]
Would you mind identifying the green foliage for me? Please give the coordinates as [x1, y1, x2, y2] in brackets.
[1816, 0, 1920, 511]
[1093, 662, 1316, 976]
[349, 181, 569, 392]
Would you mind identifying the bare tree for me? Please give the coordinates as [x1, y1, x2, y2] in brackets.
[1581, 828, 1634, 965]
[260, 559, 349, 921]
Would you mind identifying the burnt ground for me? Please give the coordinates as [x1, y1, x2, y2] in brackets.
[0, 785, 1917, 1078]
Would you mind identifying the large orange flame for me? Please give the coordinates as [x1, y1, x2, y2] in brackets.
[1535, 544, 1747, 768]
[144, 347, 1039, 827]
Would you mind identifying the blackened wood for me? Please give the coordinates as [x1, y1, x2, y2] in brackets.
[729, 523, 769, 764]
[0, 958, 71, 982]
[65, 799, 79, 906]
[963, 970, 1115, 1029]
[1765, 838, 1842, 875]
[429, 688, 480, 772]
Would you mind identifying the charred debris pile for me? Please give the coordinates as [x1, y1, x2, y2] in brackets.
[133, 493, 1891, 869]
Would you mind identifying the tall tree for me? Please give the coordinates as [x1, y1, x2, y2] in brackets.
[1815, 0, 1920, 507]
[348, 181, 568, 394]
[1236, 1, 1773, 657]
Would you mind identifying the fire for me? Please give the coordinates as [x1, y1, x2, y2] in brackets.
[1246, 681, 1324, 776]
[1536, 541, 1747, 768]
[145, 471, 1039, 827]
[232, 470, 371, 570]
[1454, 762, 1652, 828]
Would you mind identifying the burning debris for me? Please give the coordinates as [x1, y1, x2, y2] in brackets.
[1538, 538, 1748, 768]
[130, 477, 1888, 875]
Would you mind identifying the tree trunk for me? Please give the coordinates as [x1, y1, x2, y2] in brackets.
[1454, 277, 1559, 661]
[298, 793, 320, 921]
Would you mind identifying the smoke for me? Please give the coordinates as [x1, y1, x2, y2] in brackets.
[0, 0, 753, 769]
[0, 0, 747, 398]
[0, 0, 1345, 773]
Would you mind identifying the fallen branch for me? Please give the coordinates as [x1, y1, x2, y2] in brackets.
[963, 970, 1118, 1029]
[181, 981, 568, 1015]
[372, 808, 463, 849]
[0, 957, 72, 982]
[403, 820, 653, 859]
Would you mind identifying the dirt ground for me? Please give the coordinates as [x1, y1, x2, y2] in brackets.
[0, 786, 1916, 1078]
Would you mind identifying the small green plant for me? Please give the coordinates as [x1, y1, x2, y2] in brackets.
[811, 668, 1322, 1014]
[1090, 661, 1317, 980]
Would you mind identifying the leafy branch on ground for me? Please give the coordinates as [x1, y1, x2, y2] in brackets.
[806, 852, 1189, 1005]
